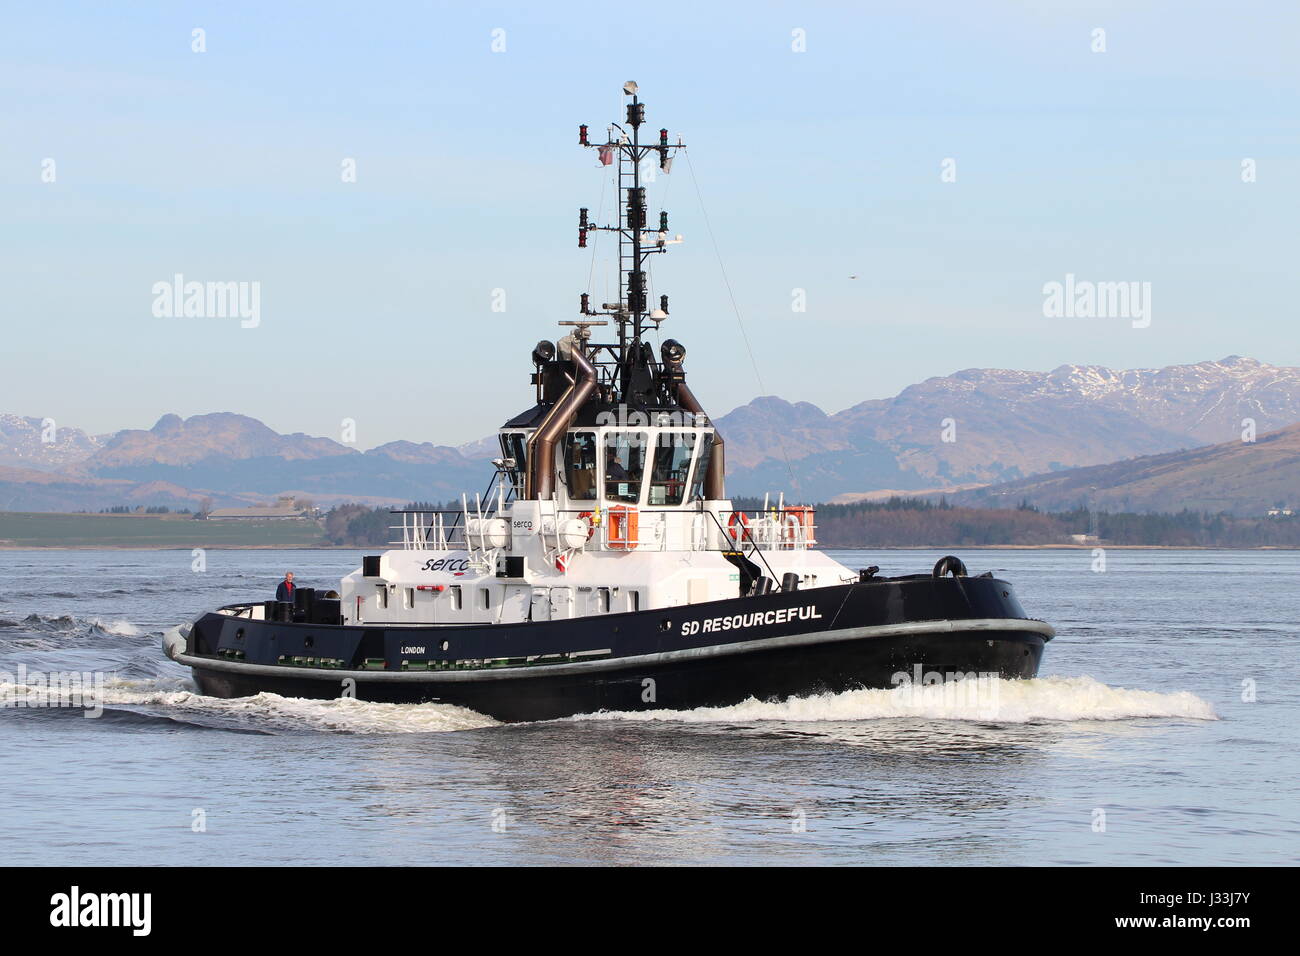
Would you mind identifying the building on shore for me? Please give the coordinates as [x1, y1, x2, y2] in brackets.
[202, 497, 316, 521]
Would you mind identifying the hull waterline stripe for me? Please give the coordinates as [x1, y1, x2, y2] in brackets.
[164, 617, 1055, 685]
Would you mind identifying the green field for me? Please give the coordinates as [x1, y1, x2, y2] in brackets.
[0, 512, 329, 548]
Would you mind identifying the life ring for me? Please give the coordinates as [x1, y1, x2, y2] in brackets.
[578, 511, 596, 539]
[932, 555, 968, 579]
[727, 511, 750, 544]
[781, 513, 803, 548]
[608, 505, 639, 550]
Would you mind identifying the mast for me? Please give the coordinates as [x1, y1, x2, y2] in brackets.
[577, 81, 685, 403]
[521, 83, 724, 500]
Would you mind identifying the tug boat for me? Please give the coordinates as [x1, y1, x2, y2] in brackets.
[164, 83, 1054, 722]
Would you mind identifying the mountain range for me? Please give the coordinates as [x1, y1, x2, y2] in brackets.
[2, 356, 1297, 515]
[724, 356, 1300, 501]
[0, 413, 487, 512]
[952, 422, 1300, 516]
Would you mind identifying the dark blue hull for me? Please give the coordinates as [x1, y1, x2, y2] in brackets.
[175, 576, 1052, 722]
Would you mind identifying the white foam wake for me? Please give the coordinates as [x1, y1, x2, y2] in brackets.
[1, 674, 1218, 732]
[0, 614, 144, 636]
[126, 687, 498, 733]
[0, 677, 498, 734]
[572, 676, 1218, 724]
[91, 618, 143, 637]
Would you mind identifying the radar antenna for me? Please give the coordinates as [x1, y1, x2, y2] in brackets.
[576, 83, 686, 402]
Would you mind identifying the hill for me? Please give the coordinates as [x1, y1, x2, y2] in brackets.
[718, 356, 1300, 499]
[952, 423, 1300, 516]
[3, 356, 1298, 512]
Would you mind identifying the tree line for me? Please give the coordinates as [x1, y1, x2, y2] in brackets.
[322, 501, 449, 547]
[804, 497, 1300, 548]
[319, 496, 1300, 548]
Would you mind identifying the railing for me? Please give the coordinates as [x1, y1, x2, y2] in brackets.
[551, 508, 699, 553]
[388, 501, 816, 556]
[390, 511, 470, 550]
[546, 506, 815, 556]
[704, 509, 779, 587]
[717, 509, 818, 551]
[389, 468, 514, 549]
[218, 602, 259, 617]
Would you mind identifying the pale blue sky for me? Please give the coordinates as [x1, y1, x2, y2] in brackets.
[2, 1, 1296, 448]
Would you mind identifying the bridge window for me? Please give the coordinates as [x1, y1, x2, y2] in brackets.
[604, 432, 648, 503]
[649, 432, 698, 506]
[687, 433, 715, 502]
[499, 432, 529, 493]
[563, 431, 598, 500]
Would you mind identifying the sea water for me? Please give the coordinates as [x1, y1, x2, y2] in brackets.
[0, 548, 1294, 865]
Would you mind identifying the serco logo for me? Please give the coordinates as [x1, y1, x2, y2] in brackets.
[421, 555, 471, 574]
[512, 519, 534, 532]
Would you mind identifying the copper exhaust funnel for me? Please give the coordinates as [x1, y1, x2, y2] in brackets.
[525, 346, 598, 499]
[662, 340, 725, 501]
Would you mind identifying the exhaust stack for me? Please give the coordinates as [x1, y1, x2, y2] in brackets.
[525, 346, 598, 499]
[662, 339, 725, 501]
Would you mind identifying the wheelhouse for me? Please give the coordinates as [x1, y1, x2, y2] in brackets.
[502, 422, 713, 511]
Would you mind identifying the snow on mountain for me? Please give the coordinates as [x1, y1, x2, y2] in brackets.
[0, 414, 105, 472]
[3, 357, 1298, 509]
[718, 357, 1300, 499]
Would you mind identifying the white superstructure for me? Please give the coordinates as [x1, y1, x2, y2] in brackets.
[339, 422, 852, 626]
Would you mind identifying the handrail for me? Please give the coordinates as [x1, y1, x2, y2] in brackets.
[390, 467, 512, 548]
[390, 512, 470, 549]
[717, 509, 817, 551]
[706, 510, 780, 585]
